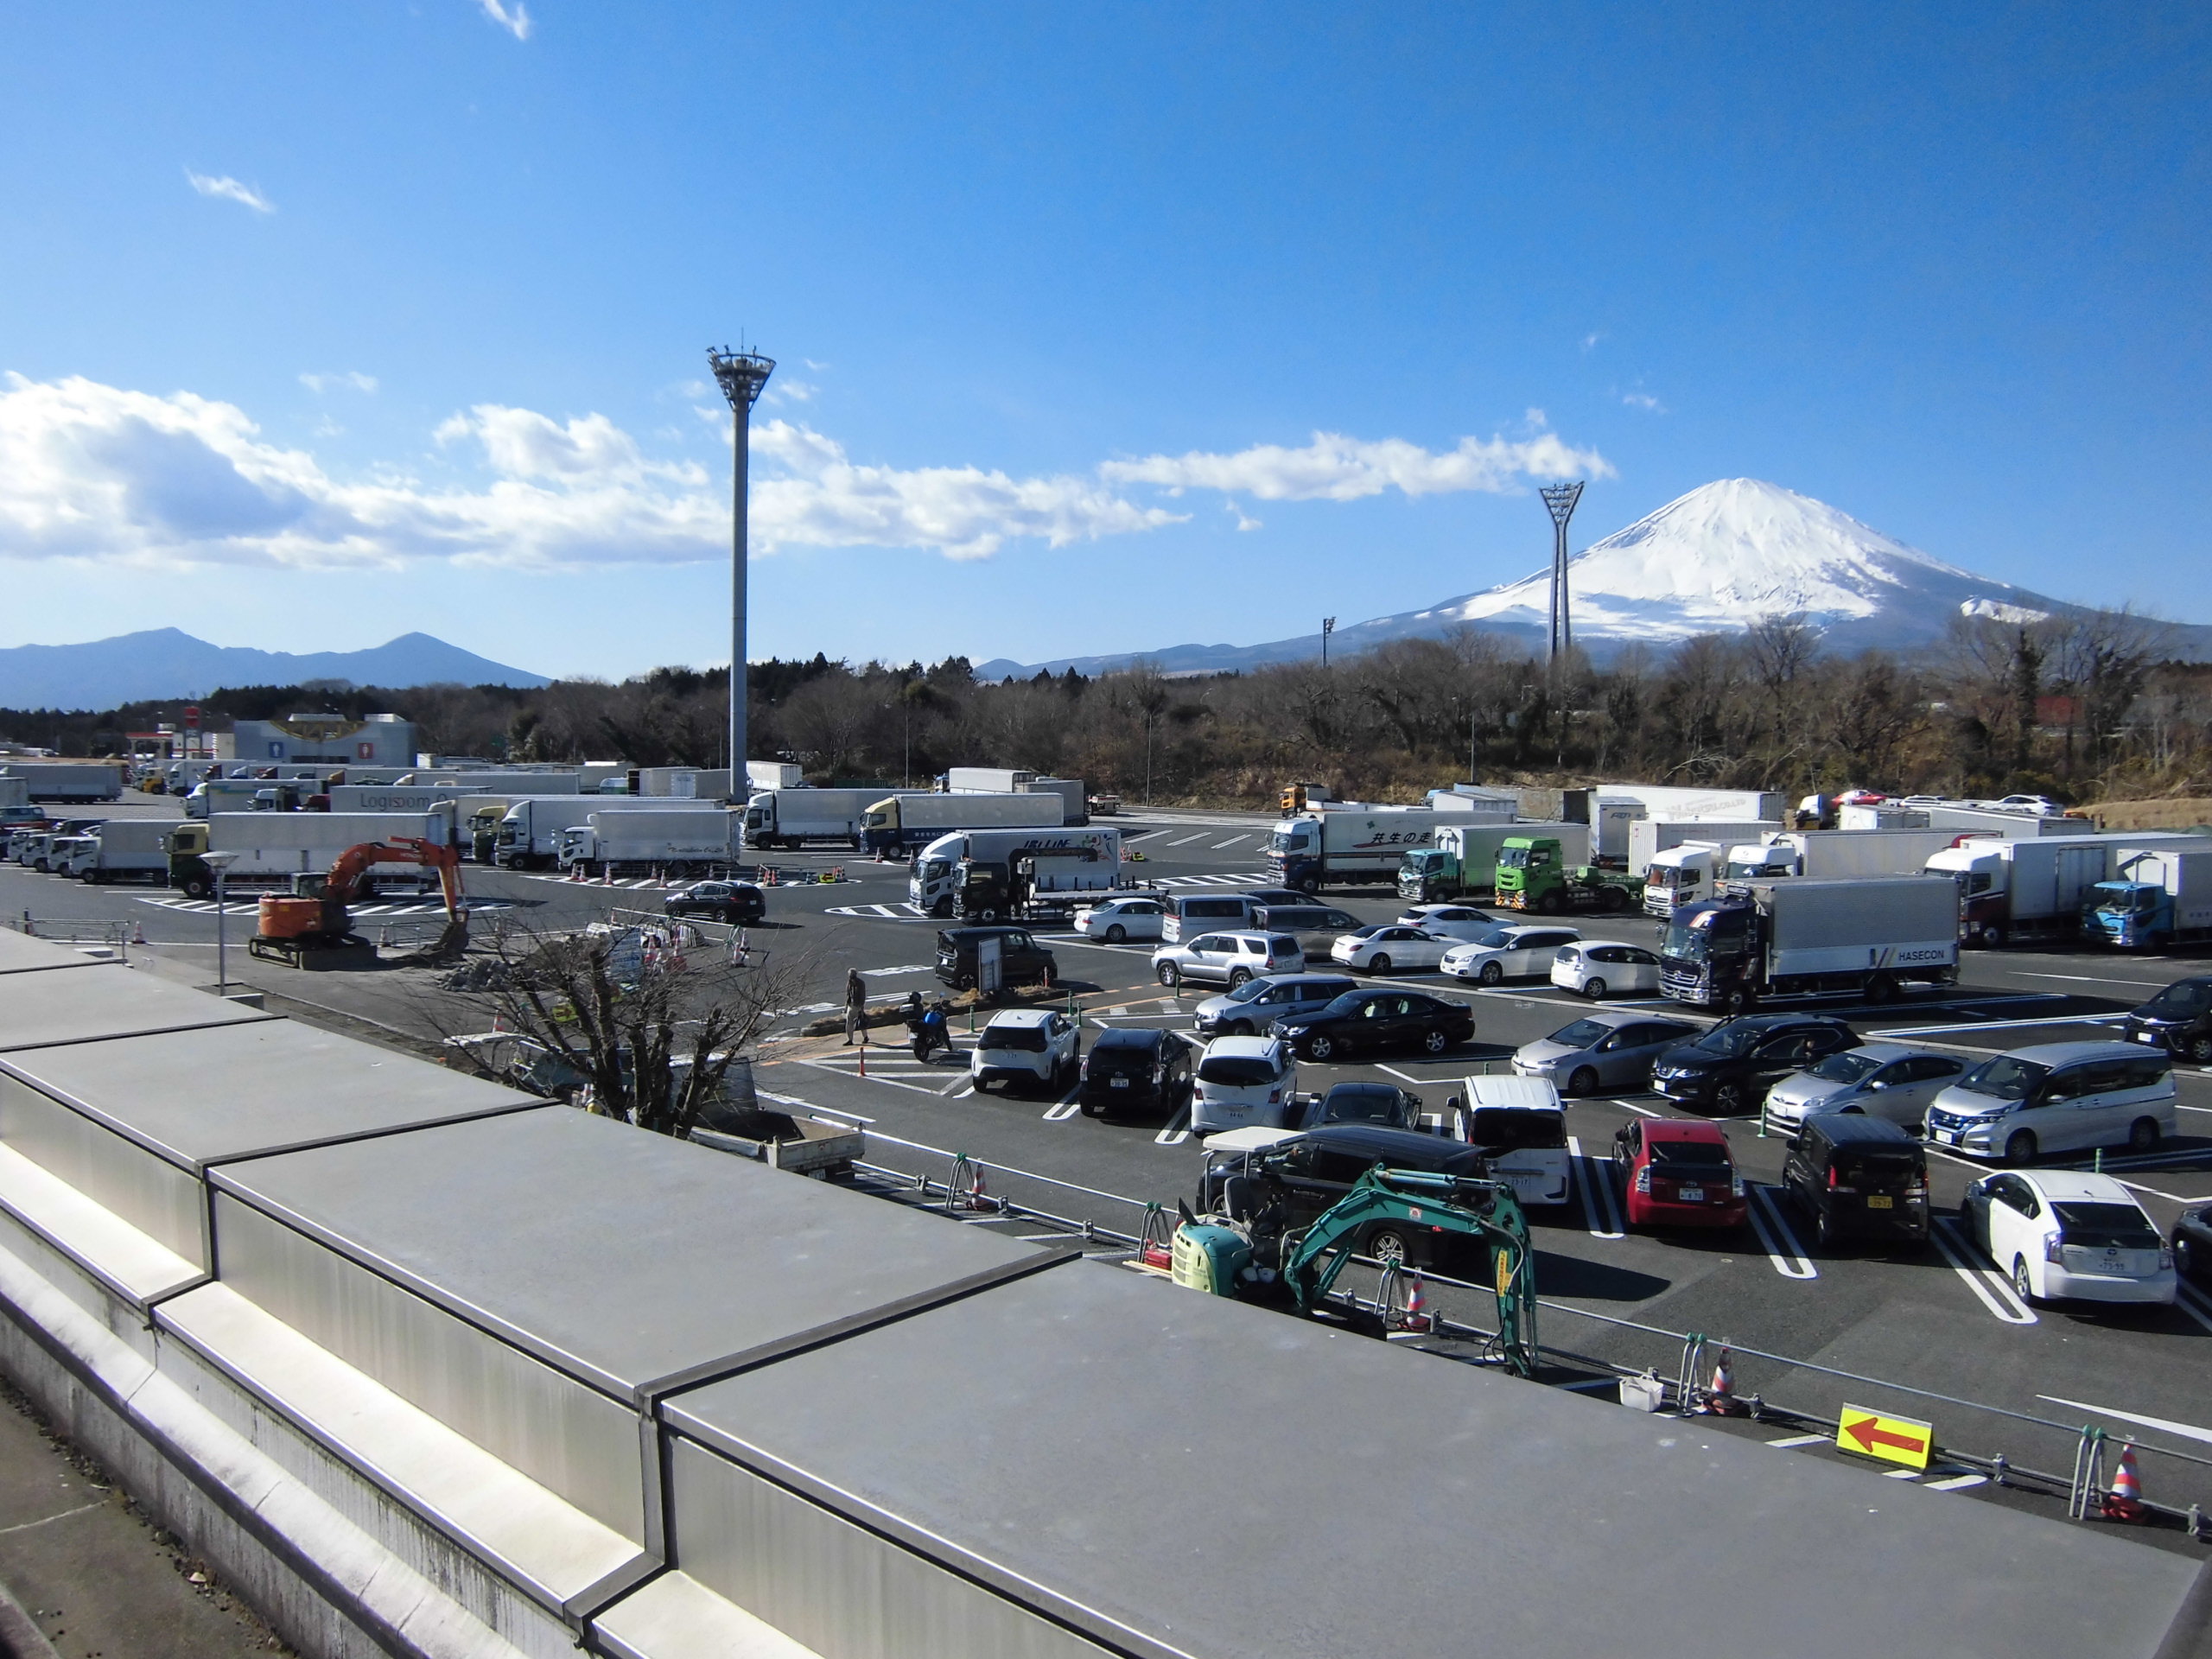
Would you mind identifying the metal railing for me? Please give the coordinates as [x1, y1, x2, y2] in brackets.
[13, 914, 130, 958]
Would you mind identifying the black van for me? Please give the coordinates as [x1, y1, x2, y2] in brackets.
[1078, 1027, 1192, 1119]
[933, 926, 1058, 992]
[1783, 1115, 1929, 1249]
[1201, 1122, 1489, 1268]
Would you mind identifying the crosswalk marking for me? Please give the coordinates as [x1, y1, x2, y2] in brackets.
[1210, 835, 1249, 849]
[824, 902, 930, 918]
[136, 895, 508, 917]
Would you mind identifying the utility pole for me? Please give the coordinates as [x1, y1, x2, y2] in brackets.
[1321, 616, 1336, 667]
[1541, 481, 1585, 667]
[709, 344, 775, 784]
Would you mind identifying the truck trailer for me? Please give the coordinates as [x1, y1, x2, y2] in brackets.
[168, 811, 459, 898]
[1268, 807, 1444, 893]
[1721, 828, 1968, 883]
[1627, 818, 1785, 879]
[2084, 845, 2212, 950]
[1659, 876, 1961, 1011]
[861, 792, 1065, 855]
[1397, 822, 1589, 902]
[0, 763, 124, 803]
[76, 818, 173, 884]
[746, 760, 806, 791]
[743, 787, 901, 850]
[556, 810, 745, 878]
[945, 766, 1036, 794]
[1923, 832, 2206, 946]
[909, 827, 1125, 916]
[493, 796, 724, 868]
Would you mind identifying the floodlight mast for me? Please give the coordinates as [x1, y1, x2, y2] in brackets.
[709, 345, 776, 777]
[1541, 480, 1585, 666]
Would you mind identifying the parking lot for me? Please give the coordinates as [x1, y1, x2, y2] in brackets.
[7, 798, 2210, 1546]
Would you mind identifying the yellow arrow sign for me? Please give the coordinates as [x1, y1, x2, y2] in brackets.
[1836, 1404, 1933, 1470]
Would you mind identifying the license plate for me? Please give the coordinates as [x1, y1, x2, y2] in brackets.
[1109, 1076, 1128, 1089]
[1675, 1186, 1704, 1203]
[1936, 1130, 1959, 1145]
[1866, 1195, 1893, 1209]
[2135, 1032, 2155, 1044]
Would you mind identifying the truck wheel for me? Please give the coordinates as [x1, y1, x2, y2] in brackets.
[1478, 962, 1503, 986]
[979, 907, 998, 923]
[1298, 876, 1320, 895]
[1157, 963, 1180, 987]
[2003, 1128, 2037, 1166]
[1582, 977, 1607, 1001]
[1722, 986, 1755, 1014]
[182, 876, 212, 899]
[2127, 1117, 2160, 1154]
[1864, 974, 1898, 1005]
[1599, 887, 1629, 913]
[1975, 924, 2005, 948]
[1535, 892, 1562, 915]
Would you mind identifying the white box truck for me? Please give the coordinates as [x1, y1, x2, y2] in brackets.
[747, 760, 805, 791]
[946, 766, 1035, 794]
[1659, 876, 1960, 1010]
[1022, 777, 1089, 825]
[861, 792, 1065, 856]
[1267, 807, 1444, 893]
[1628, 818, 1785, 878]
[1397, 822, 1590, 902]
[632, 767, 732, 799]
[1924, 832, 2205, 946]
[494, 796, 724, 868]
[1840, 804, 1930, 830]
[1, 763, 124, 803]
[2083, 843, 2212, 950]
[556, 810, 744, 877]
[909, 827, 1126, 916]
[78, 818, 174, 884]
[744, 788, 909, 851]
[1721, 829, 1969, 883]
[1599, 785, 1787, 823]
[168, 811, 459, 897]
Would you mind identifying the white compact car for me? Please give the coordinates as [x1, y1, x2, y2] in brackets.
[1392, 904, 1497, 942]
[1190, 1035, 1299, 1135]
[1549, 940, 1662, 1000]
[970, 1008, 1080, 1094]
[1330, 925, 1455, 975]
[1440, 925, 1582, 986]
[1075, 896, 1166, 944]
[1962, 1170, 2177, 1305]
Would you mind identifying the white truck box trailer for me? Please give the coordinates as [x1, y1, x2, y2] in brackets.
[0, 777, 26, 811]
[494, 796, 722, 868]
[861, 792, 1065, 855]
[1267, 807, 1444, 893]
[1840, 804, 1931, 830]
[1923, 804, 2086, 840]
[393, 771, 582, 794]
[2084, 844, 2212, 950]
[80, 818, 173, 883]
[1723, 828, 1968, 882]
[556, 810, 744, 875]
[908, 827, 1126, 914]
[1424, 787, 1520, 823]
[1599, 785, 1787, 823]
[1628, 819, 1784, 879]
[632, 766, 733, 799]
[1924, 832, 2206, 946]
[1659, 876, 1959, 1009]
[1021, 777, 1089, 825]
[1, 763, 124, 803]
[746, 788, 915, 850]
[747, 761, 806, 791]
[168, 810, 458, 897]
[946, 767, 1035, 794]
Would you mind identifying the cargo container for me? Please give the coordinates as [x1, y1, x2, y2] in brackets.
[908, 827, 1126, 916]
[745, 760, 805, 791]
[0, 776, 25, 812]
[1530, 784, 1785, 825]
[1923, 832, 2206, 946]
[391, 771, 582, 794]
[493, 796, 724, 868]
[1840, 804, 1930, 830]
[1659, 876, 1960, 1010]
[1397, 821, 1589, 901]
[1423, 785, 1519, 822]
[630, 766, 733, 799]
[945, 766, 1035, 794]
[0, 762, 124, 803]
[2085, 844, 2212, 950]
[860, 791, 1064, 855]
[555, 810, 744, 877]
[1021, 776, 1089, 825]
[1628, 818, 1785, 878]
[168, 810, 459, 897]
[1268, 806, 1444, 893]
[1923, 804, 2088, 840]
[1721, 828, 1968, 883]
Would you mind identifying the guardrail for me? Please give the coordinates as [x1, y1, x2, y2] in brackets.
[12, 914, 131, 958]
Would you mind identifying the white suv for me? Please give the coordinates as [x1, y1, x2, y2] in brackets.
[970, 1009, 1080, 1094]
[1190, 1035, 1299, 1135]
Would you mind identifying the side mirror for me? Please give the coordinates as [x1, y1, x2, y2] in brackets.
[1445, 1096, 1462, 1113]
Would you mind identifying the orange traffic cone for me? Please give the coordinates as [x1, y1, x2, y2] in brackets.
[969, 1164, 998, 1212]
[601, 865, 613, 886]
[1402, 1271, 1432, 1333]
[1703, 1346, 1745, 1416]
[131, 919, 147, 946]
[2103, 1443, 2145, 1522]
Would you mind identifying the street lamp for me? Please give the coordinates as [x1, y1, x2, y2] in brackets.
[204, 850, 239, 997]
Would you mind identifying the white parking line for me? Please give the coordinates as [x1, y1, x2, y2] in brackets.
[2178, 1284, 2212, 1336]
[2014, 972, 2176, 989]
[1925, 1472, 1990, 1491]
[2036, 1394, 2212, 1446]
[1211, 836, 1249, 850]
[1766, 1433, 1827, 1447]
[1928, 1218, 2039, 1325]
[1042, 1090, 1084, 1121]
[1376, 1065, 1431, 1087]
[1155, 1108, 1193, 1147]
[1166, 833, 1208, 847]
[1866, 1014, 2126, 1039]
[1566, 1136, 1622, 1239]
[1884, 1468, 1923, 1480]
[1745, 1185, 1818, 1280]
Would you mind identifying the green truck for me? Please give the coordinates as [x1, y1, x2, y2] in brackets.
[1493, 836, 1643, 914]
[1398, 821, 1591, 903]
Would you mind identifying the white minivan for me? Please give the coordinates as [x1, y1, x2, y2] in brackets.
[1925, 1041, 2177, 1164]
[1163, 893, 1264, 944]
[1190, 1035, 1299, 1135]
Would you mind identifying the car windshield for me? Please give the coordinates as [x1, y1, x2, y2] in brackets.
[1547, 1019, 1612, 1049]
[1224, 978, 1273, 1003]
[1808, 1052, 1883, 1084]
[1474, 930, 1515, 949]
[1688, 1023, 1764, 1059]
[1469, 1108, 1566, 1149]
[981, 1025, 1049, 1052]
[2051, 1202, 2160, 1249]
[1662, 923, 1706, 961]
[2145, 981, 2212, 1016]
[1198, 1055, 1281, 1088]
[1961, 1056, 2049, 1100]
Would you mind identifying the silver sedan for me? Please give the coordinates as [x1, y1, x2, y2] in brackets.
[1763, 1043, 1970, 1134]
[1512, 1010, 1704, 1097]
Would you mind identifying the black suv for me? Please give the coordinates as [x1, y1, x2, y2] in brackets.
[2122, 976, 2212, 1065]
[664, 880, 766, 925]
[1783, 1115, 1929, 1249]
[1274, 988, 1475, 1062]
[934, 925, 1057, 991]
[1078, 1027, 1192, 1119]
[1200, 1123, 1488, 1268]
[1649, 1014, 1859, 1113]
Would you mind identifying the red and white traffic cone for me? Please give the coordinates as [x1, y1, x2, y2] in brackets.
[1402, 1270, 1432, 1333]
[970, 1164, 998, 1212]
[1702, 1347, 1745, 1416]
[601, 865, 613, 886]
[2102, 1443, 2145, 1522]
[131, 920, 147, 946]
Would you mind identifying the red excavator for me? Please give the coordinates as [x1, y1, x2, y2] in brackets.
[248, 837, 468, 969]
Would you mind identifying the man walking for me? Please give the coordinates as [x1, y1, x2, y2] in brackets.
[843, 969, 868, 1046]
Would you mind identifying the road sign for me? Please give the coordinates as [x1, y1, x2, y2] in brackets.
[1837, 1405, 1932, 1470]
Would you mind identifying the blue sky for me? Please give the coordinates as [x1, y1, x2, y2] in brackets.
[2, 4, 2206, 680]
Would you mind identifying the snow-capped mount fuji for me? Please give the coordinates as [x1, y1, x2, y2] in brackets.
[977, 479, 2198, 677]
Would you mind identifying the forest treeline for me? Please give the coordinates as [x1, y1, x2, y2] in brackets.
[9, 611, 2209, 808]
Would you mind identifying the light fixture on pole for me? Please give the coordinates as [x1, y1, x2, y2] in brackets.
[1540, 480, 1585, 665]
[709, 344, 776, 783]
[1321, 616, 1337, 667]
[203, 850, 239, 997]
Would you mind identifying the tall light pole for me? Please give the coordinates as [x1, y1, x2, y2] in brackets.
[204, 850, 238, 997]
[1541, 480, 1585, 667]
[709, 345, 775, 781]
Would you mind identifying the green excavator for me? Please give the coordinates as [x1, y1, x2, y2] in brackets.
[1173, 1163, 1540, 1377]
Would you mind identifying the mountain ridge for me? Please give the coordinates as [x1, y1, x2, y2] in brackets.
[0, 628, 550, 709]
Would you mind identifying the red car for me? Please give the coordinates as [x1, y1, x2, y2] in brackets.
[1612, 1119, 1747, 1230]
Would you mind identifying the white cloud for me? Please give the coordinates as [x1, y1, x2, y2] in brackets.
[185, 171, 274, 214]
[300, 372, 378, 395]
[1581, 332, 1604, 353]
[1100, 428, 1612, 501]
[764, 378, 817, 405]
[1621, 389, 1666, 413]
[477, 0, 532, 40]
[0, 372, 1614, 574]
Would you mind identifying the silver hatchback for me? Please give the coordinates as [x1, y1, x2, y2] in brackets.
[1513, 1010, 1703, 1097]
[1764, 1043, 1969, 1135]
